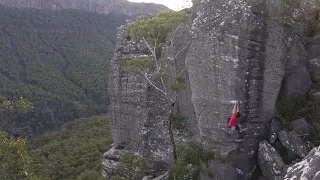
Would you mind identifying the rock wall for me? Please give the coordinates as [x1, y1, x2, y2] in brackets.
[105, 24, 172, 174]
[186, 0, 286, 178]
[185, 0, 318, 179]
[105, 0, 320, 179]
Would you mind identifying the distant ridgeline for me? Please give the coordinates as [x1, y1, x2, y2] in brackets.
[0, 5, 128, 136]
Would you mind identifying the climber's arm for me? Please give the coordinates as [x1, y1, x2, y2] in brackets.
[232, 103, 237, 114]
[236, 103, 239, 113]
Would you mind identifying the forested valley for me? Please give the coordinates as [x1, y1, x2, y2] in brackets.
[0, 5, 128, 136]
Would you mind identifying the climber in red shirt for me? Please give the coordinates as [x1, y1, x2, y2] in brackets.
[227, 102, 241, 131]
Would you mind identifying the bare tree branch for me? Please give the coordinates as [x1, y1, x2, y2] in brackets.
[142, 37, 156, 60]
[143, 72, 172, 102]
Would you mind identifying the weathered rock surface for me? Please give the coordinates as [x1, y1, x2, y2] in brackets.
[106, 24, 172, 174]
[258, 141, 286, 180]
[278, 131, 308, 157]
[185, 0, 318, 178]
[291, 118, 310, 136]
[200, 161, 238, 180]
[102, 147, 125, 178]
[268, 119, 281, 144]
[105, 0, 320, 179]
[308, 58, 320, 83]
[153, 172, 168, 180]
[282, 66, 311, 94]
[161, 22, 200, 140]
[284, 146, 320, 180]
[307, 45, 320, 60]
[283, 38, 311, 94]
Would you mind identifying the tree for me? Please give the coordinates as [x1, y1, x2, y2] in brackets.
[0, 131, 34, 180]
[126, 11, 191, 160]
[0, 96, 35, 179]
[0, 96, 33, 134]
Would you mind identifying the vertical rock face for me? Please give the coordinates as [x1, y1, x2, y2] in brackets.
[185, 0, 317, 179]
[107, 24, 172, 170]
[106, 0, 320, 179]
[186, 0, 285, 178]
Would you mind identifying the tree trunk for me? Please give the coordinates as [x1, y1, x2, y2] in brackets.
[168, 102, 177, 160]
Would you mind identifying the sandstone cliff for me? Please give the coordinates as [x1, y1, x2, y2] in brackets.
[105, 0, 320, 179]
[0, 0, 168, 16]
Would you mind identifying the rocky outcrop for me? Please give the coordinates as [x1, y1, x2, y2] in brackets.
[258, 141, 286, 180]
[308, 58, 320, 83]
[282, 39, 311, 94]
[278, 131, 308, 157]
[107, 23, 172, 174]
[268, 119, 281, 144]
[290, 118, 311, 136]
[0, 0, 168, 16]
[185, 0, 314, 178]
[106, 0, 320, 179]
[284, 146, 320, 180]
[102, 147, 125, 178]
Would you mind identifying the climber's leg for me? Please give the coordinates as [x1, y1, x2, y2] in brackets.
[231, 126, 236, 131]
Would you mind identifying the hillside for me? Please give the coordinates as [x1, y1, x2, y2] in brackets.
[28, 114, 111, 180]
[0, 0, 169, 16]
[0, 5, 129, 135]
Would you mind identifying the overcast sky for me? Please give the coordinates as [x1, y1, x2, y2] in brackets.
[128, 0, 192, 10]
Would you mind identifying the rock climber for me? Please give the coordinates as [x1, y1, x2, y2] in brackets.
[227, 101, 241, 131]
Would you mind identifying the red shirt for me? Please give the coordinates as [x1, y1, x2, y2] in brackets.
[228, 114, 238, 127]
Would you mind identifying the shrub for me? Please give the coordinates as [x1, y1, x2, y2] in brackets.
[172, 115, 186, 132]
[275, 93, 306, 129]
[168, 141, 224, 180]
[114, 152, 147, 180]
[275, 93, 320, 146]
[295, 96, 320, 145]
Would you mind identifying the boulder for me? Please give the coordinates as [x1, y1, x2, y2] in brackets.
[102, 147, 125, 178]
[286, 39, 308, 70]
[307, 45, 320, 60]
[278, 131, 308, 157]
[153, 172, 168, 180]
[258, 141, 286, 180]
[200, 161, 238, 180]
[284, 146, 320, 180]
[308, 58, 320, 83]
[312, 91, 320, 101]
[268, 119, 281, 144]
[282, 66, 312, 95]
[290, 118, 310, 136]
[309, 35, 320, 46]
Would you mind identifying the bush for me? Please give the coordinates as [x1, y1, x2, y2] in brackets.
[114, 152, 147, 180]
[275, 93, 306, 129]
[275, 93, 320, 146]
[168, 141, 224, 180]
[172, 115, 186, 132]
[295, 96, 320, 145]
